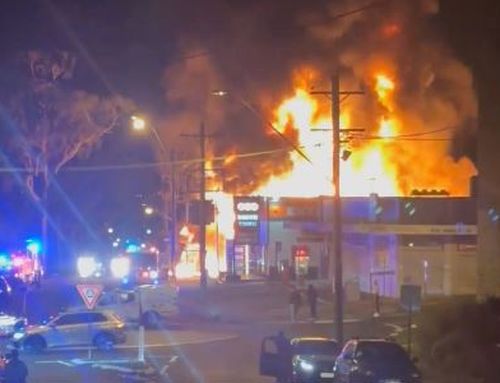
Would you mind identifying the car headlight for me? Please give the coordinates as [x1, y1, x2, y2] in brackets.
[411, 372, 421, 381]
[110, 257, 130, 279]
[77, 256, 97, 278]
[362, 369, 373, 376]
[12, 332, 25, 341]
[149, 270, 159, 279]
[300, 360, 314, 372]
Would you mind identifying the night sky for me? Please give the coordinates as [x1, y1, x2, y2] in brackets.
[0, 0, 498, 266]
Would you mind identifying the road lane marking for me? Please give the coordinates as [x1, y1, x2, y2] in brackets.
[160, 355, 178, 375]
[30, 334, 238, 353]
[35, 360, 74, 367]
[264, 318, 362, 325]
[92, 364, 138, 373]
[71, 358, 141, 365]
[385, 323, 403, 332]
[384, 322, 404, 338]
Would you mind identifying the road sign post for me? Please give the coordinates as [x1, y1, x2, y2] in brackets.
[76, 284, 103, 359]
[138, 288, 145, 362]
[400, 284, 421, 356]
[76, 284, 103, 310]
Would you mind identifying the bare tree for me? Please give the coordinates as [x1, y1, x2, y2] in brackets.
[5, 50, 134, 268]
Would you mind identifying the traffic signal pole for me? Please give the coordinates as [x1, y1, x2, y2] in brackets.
[199, 122, 208, 291]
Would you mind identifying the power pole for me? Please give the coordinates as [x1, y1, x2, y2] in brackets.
[199, 122, 208, 291]
[170, 150, 177, 276]
[181, 122, 211, 291]
[312, 72, 363, 345]
[332, 73, 343, 345]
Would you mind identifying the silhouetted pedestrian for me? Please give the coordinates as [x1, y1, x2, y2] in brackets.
[289, 288, 301, 322]
[274, 331, 292, 383]
[307, 284, 318, 319]
[373, 279, 381, 318]
[4, 349, 28, 383]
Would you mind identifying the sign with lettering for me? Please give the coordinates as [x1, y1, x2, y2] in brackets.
[234, 196, 264, 245]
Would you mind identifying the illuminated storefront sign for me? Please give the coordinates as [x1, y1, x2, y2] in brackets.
[234, 196, 266, 244]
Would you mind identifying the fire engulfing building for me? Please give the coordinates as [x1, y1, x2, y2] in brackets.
[229, 195, 477, 297]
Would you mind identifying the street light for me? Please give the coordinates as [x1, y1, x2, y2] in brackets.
[131, 115, 146, 131]
[212, 90, 228, 97]
[130, 114, 176, 274]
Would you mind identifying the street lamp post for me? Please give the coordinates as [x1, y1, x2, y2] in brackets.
[131, 115, 176, 275]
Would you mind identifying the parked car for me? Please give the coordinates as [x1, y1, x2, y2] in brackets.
[259, 335, 339, 383]
[88, 283, 179, 329]
[333, 339, 421, 383]
[0, 276, 12, 312]
[0, 314, 26, 337]
[291, 337, 340, 382]
[12, 309, 126, 352]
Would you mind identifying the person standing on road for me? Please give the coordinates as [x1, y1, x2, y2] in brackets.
[4, 349, 28, 383]
[274, 331, 292, 383]
[306, 284, 318, 320]
[289, 288, 301, 322]
[373, 279, 381, 318]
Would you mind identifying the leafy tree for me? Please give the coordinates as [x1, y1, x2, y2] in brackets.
[1, 50, 134, 266]
[417, 298, 500, 383]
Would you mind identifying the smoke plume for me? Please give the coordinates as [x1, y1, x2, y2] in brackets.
[161, 0, 477, 196]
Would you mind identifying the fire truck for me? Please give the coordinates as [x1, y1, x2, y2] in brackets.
[0, 251, 43, 286]
[110, 248, 161, 285]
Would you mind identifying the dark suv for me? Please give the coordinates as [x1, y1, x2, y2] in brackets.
[333, 339, 421, 383]
[291, 337, 339, 382]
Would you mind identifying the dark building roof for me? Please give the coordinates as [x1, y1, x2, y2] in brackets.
[269, 196, 477, 226]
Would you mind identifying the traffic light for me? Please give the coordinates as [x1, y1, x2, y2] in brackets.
[178, 200, 215, 225]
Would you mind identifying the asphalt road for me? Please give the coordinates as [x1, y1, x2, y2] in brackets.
[4, 278, 410, 382]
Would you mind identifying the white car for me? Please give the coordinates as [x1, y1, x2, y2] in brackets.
[13, 310, 126, 352]
[96, 284, 179, 328]
[66, 283, 179, 329]
[0, 314, 26, 337]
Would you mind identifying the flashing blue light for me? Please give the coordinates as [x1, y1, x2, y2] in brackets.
[0, 254, 10, 269]
[26, 238, 42, 254]
[125, 244, 141, 253]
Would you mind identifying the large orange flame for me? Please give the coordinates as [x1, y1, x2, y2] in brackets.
[175, 66, 476, 279]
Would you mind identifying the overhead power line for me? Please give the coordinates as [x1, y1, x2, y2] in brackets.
[0, 125, 456, 175]
[351, 127, 452, 140]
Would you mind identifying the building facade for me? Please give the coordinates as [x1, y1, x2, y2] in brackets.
[231, 195, 478, 297]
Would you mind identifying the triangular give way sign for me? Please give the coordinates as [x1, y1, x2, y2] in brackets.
[76, 284, 103, 310]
